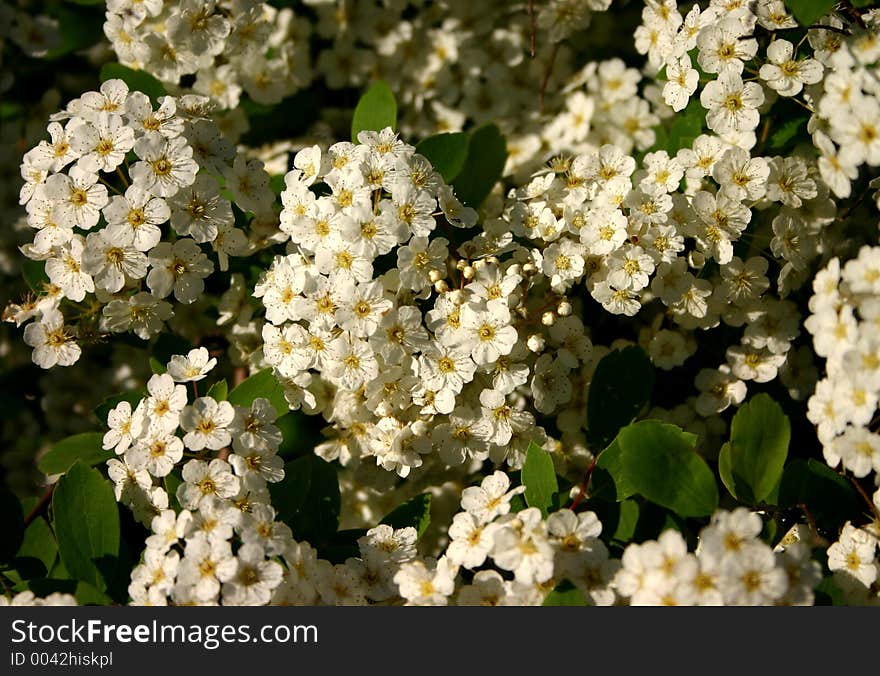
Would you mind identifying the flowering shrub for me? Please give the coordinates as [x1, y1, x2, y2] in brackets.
[2, 0, 880, 607]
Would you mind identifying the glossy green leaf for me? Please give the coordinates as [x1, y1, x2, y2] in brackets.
[587, 346, 654, 450]
[380, 493, 432, 538]
[665, 99, 704, 153]
[416, 132, 470, 183]
[351, 80, 397, 141]
[719, 394, 790, 504]
[206, 379, 228, 401]
[52, 461, 120, 591]
[592, 437, 637, 502]
[452, 123, 507, 208]
[778, 458, 863, 535]
[269, 455, 339, 543]
[13, 517, 58, 579]
[22, 260, 49, 292]
[784, 0, 837, 26]
[543, 581, 588, 606]
[522, 442, 558, 517]
[618, 420, 718, 518]
[38, 433, 113, 476]
[227, 369, 288, 415]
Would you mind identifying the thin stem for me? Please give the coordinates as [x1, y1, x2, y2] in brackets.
[23, 485, 55, 528]
[570, 455, 598, 511]
[528, 0, 536, 58]
[116, 166, 130, 188]
[98, 176, 122, 195]
[845, 473, 880, 522]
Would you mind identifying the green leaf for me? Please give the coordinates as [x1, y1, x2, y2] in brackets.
[718, 394, 790, 505]
[227, 369, 288, 415]
[164, 470, 183, 511]
[777, 458, 863, 535]
[100, 63, 167, 104]
[206, 379, 228, 401]
[22, 260, 49, 292]
[45, 5, 104, 59]
[38, 433, 113, 476]
[93, 390, 145, 425]
[149, 357, 166, 374]
[13, 517, 57, 579]
[52, 461, 120, 591]
[767, 115, 808, 151]
[0, 489, 24, 564]
[452, 123, 507, 208]
[665, 99, 704, 153]
[75, 581, 113, 606]
[415, 132, 470, 183]
[784, 0, 837, 26]
[351, 80, 397, 141]
[592, 437, 637, 502]
[587, 346, 655, 450]
[618, 420, 718, 518]
[380, 493, 432, 538]
[521, 442, 559, 517]
[851, 0, 875, 6]
[269, 455, 339, 543]
[543, 581, 588, 606]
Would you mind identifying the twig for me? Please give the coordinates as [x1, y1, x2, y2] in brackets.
[845, 474, 880, 522]
[570, 455, 598, 511]
[528, 0, 537, 58]
[23, 485, 54, 528]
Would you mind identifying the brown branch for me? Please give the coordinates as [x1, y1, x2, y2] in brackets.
[528, 0, 537, 58]
[570, 454, 598, 511]
[845, 474, 880, 522]
[23, 485, 55, 528]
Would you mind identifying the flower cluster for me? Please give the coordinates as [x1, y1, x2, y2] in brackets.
[10, 79, 271, 368]
[104, 0, 311, 107]
[614, 509, 820, 606]
[806, 249, 880, 605]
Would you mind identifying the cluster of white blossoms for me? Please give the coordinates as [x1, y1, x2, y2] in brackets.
[614, 509, 820, 606]
[0, 591, 77, 606]
[255, 129, 623, 479]
[9, 79, 276, 369]
[101, 347, 290, 604]
[805, 250, 880, 605]
[101, 0, 613, 140]
[104, 0, 311, 107]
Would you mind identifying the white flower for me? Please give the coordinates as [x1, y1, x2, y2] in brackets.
[23, 310, 81, 368]
[126, 428, 184, 477]
[700, 70, 764, 134]
[144, 373, 188, 433]
[130, 134, 198, 198]
[177, 458, 240, 510]
[759, 39, 822, 97]
[180, 397, 235, 451]
[662, 54, 699, 112]
[82, 227, 148, 293]
[103, 400, 146, 454]
[167, 347, 217, 382]
[457, 299, 519, 366]
[460, 470, 525, 524]
[146, 238, 214, 303]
